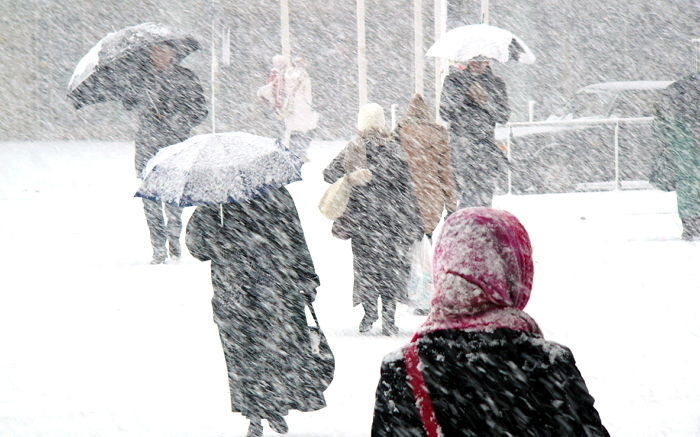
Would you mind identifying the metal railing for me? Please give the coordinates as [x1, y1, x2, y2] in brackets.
[502, 116, 654, 194]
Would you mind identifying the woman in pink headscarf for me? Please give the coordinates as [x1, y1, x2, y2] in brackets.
[372, 208, 609, 437]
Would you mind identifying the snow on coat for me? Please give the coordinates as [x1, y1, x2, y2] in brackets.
[323, 106, 422, 306]
[128, 64, 208, 175]
[185, 187, 325, 419]
[397, 94, 458, 234]
[372, 208, 609, 436]
[654, 73, 700, 220]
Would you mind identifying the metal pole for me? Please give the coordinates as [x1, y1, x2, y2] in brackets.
[357, 0, 368, 107]
[434, 0, 447, 122]
[614, 120, 620, 190]
[481, 0, 490, 24]
[281, 0, 291, 60]
[210, 19, 217, 133]
[507, 125, 513, 194]
[414, 0, 424, 96]
[391, 103, 398, 130]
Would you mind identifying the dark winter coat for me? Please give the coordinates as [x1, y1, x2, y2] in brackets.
[372, 328, 609, 437]
[652, 73, 700, 219]
[439, 66, 510, 141]
[324, 131, 422, 306]
[439, 67, 510, 206]
[127, 64, 208, 175]
[185, 187, 325, 419]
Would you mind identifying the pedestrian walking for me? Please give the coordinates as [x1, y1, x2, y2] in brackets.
[372, 208, 609, 436]
[186, 186, 326, 437]
[257, 55, 319, 159]
[652, 72, 700, 241]
[324, 103, 422, 335]
[127, 42, 208, 263]
[440, 57, 510, 208]
[397, 94, 458, 235]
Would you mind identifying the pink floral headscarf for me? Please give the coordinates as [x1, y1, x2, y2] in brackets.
[417, 208, 541, 337]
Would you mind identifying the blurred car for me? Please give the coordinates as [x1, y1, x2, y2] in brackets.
[498, 80, 673, 193]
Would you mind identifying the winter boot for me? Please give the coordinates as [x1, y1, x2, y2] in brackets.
[359, 313, 375, 333]
[382, 322, 399, 336]
[246, 418, 262, 437]
[150, 246, 167, 264]
[267, 414, 288, 434]
[168, 239, 181, 258]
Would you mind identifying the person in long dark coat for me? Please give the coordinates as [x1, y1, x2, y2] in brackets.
[652, 72, 700, 240]
[126, 42, 208, 263]
[186, 187, 325, 437]
[324, 103, 422, 335]
[372, 208, 609, 437]
[440, 58, 510, 208]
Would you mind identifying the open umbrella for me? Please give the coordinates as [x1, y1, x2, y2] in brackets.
[427, 24, 535, 64]
[135, 132, 302, 208]
[68, 22, 200, 109]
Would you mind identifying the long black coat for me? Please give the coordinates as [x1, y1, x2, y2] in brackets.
[186, 187, 325, 419]
[439, 66, 510, 140]
[372, 329, 609, 437]
[324, 132, 422, 306]
[439, 67, 510, 206]
[128, 64, 208, 174]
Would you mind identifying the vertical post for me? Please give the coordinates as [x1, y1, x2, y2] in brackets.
[413, 0, 424, 96]
[280, 0, 291, 60]
[481, 0, 490, 24]
[434, 0, 447, 121]
[357, 0, 368, 107]
[507, 125, 513, 194]
[614, 120, 620, 190]
[391, 103, 398, 130]
[210, 19, 217, 133]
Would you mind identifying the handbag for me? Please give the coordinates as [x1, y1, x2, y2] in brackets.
[306, 302, 335, 392]
[319, 175, 351, 220]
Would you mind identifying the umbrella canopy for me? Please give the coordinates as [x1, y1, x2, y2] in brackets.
[136, 132, 303, 207]
[427, 24, 535, 64]
[67, 22, 200, 109]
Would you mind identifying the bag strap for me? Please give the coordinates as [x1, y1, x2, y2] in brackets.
[404, 342, 442, 437]
[306, 301, 321, 328]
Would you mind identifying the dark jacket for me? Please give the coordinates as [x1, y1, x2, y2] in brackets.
[652, 73, 700, 219]
[128, 64, 208, 174]
[324, 131, 422, 305]
[372, 329, 609, 437]
[186, 187, 325, 418]
[439, 66, 510, 140]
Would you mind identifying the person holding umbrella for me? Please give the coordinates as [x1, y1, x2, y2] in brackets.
[439, 56, 509, 208]
[136, 132, 332, 437]
[127, 42, 208, 263]
[68, 23, 208, 264]
[429, 24, 534, 208]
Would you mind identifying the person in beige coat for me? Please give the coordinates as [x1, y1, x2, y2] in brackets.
[396, 94, 458, 236]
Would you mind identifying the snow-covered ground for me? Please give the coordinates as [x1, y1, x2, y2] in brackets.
[0, 140, 698, 436]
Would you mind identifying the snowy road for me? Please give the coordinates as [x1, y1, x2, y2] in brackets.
[1, 140, 698, 436]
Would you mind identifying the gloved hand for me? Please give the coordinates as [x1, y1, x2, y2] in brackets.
[301, 287, 317, 304]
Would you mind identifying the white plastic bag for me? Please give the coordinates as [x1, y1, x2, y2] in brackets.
[407, 236, 433, 310]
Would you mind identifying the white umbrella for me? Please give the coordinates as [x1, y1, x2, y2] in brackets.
[136, 132, 302, 208]
[427, 23, 535, 64]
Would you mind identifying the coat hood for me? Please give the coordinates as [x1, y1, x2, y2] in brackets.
[406, 94, 432, 121]
[357, 103, 386, 132]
